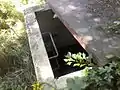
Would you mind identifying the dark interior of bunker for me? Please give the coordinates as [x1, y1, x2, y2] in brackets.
[35, 10, 88, 78]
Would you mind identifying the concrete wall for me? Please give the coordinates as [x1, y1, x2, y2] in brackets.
[35, 10, 76, 48]
[24, 6, 54, 81]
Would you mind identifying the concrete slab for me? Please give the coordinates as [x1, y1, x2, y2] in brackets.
[55, 69, 87, 90]
[47, 0, 120, 66]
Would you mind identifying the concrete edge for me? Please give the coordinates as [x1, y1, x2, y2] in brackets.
[24, 5, 54, 82]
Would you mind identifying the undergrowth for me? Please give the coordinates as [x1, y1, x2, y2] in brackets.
[64, 52, 120, 90]
[0, 1, 36, 90]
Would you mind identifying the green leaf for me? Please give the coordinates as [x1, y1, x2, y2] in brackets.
[64, 58, 74, 62]
[65, 52, 72, 58]
[79, 64, 86, 68]
[64, 59, 69, 62]
[72, 54, 77, 59]
[69, 58, 75, 62]
[68, 52, 72, 56]
[67, 62, 72, 65]
[76, 54, 82, 60]
[82, 53, 86, 59]
[73, 63, 80, 67]
[78, 52, 82, 56]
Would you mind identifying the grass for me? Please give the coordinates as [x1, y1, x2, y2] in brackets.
[0, 1, 36, 89]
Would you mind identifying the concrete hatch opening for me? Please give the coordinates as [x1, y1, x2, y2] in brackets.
[35, 9, 88, 78]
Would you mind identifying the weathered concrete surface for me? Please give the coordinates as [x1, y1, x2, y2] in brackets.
[47, 0, 120, 66]
[55, 69, 87, 90]
[24, 5, 54, 81]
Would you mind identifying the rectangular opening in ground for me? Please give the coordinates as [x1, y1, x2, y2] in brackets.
[35, 9, 88, 78]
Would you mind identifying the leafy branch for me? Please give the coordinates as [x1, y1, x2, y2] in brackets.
[64, 52, 92, 68]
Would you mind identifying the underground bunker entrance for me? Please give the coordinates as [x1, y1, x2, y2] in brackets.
[35, 10, 88, 78]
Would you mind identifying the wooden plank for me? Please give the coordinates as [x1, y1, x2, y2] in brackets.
[47, 0, 120, 66]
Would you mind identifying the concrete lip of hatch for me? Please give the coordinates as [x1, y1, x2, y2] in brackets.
[24, 5, 54, 81]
